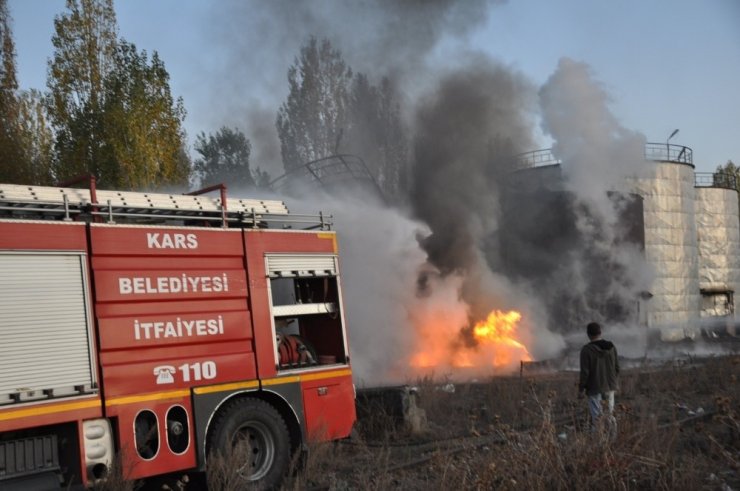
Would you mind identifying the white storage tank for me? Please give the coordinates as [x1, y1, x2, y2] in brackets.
[694, 172, 740, 319]
[631, 144, 701, 338]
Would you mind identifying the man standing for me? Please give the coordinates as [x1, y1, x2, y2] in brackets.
[579, 321, 619, 436]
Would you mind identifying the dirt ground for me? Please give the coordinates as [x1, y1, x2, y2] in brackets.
[283, 354, 740, 490]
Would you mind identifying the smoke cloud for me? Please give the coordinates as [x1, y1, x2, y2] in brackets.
[528, 58, 654, 354]
[204, 0, 498, 177]
[411, 58, 534, 280]
[209, 3, 712, 383]
[409, 57, 544, 343]
[540, 58, 648, 213]
[283, 182, 563, 385]
[288, 193, 421, 384]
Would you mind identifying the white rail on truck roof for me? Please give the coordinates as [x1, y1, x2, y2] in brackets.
[0, 183, 332, 230]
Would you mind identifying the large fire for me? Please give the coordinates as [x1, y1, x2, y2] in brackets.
[410, 309, 532, 372]
[471, 309, 531, 365]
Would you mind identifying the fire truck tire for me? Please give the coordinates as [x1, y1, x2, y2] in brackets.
[207, 398, 291, 489]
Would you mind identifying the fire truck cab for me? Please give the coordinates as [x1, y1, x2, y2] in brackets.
[0, 181, 355, 489]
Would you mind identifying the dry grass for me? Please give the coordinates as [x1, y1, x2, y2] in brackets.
[125, 355, 740, 490]
[89, 451, 141, 491]
[204, 446, 253, 491]
[300, 354, 740, 490]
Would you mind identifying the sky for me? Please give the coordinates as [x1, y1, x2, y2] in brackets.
[7, 0, 740, 176]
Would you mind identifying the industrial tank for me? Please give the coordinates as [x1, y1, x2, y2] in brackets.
[631, 144, 701, 338]
[694, 172, 740, 319]
[503, 151, 645, 334]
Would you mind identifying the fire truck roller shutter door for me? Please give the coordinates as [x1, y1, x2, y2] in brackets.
[206, 398, 290, 489]
[0, 252, 96, 404]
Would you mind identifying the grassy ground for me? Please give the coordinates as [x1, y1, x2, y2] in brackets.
[283, 354, 740, 490]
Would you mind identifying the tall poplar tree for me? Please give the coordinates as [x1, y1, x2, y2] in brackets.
[47, 0, 117, 183]
[17, 89, 55, 184]
[0, 0, 24, 183]
[47, 0, 189, 189]
[101, 42, 189, 188]
[276, 38, 408, 197]
[276, 37, 352, 173]
[345, 74, 408, 199]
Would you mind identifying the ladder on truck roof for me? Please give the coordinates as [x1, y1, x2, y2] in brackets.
[0, 182, 332, 230]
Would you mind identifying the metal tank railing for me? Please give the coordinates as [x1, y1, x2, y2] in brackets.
[694, 172, 737, 190]
[516, 143, 694, 170]
[645, 142, 693, 166]
[514, 149, 561, 169]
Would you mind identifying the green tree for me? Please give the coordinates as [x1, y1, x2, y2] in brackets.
[276, 38, 408, 197]
[193, 126, 255, 188]
[47, 0, 188, 189]
[0, 0, 25, 183]
[377, 77, 408, 198]
[715, 160, 740, 192]
[253, 167, 272, 189]
[17, 89, 55, 185]
[0, 1, 55, 185]
[715, 160, 740, 223]
[276, 37, 352, 173]
[47, 0, 118, 184]
[345, 72, 379, 171]
[101, 41, 189, 188]
[345, 74, 408, 199]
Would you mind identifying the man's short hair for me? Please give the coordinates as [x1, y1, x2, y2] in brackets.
[587, 322, 601, 338]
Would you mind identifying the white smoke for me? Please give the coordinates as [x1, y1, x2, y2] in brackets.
[279, 186, 445, 385]
[540, 58, 648, 212]
[538, 57, 655, 355]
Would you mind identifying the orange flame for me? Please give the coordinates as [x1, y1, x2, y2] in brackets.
[471, 309, 532, 366]
[409, 309, 531, 372]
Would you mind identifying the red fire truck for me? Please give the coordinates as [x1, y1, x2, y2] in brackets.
[0, 180, 356, 489]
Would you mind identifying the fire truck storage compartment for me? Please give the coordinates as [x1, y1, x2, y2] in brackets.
[0, 253, 96, 405]
[302, 374, 356, 441]
[267, 254, 347, 369]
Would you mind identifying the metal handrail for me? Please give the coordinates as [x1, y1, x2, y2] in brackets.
[644, 142, 693, 165]
[695, 172, 737, 190]
[0, 204, 83, 216]
[515, 149, 561, 169]
[515, 143, 695, 170]
[0, 197, 333, 230]
[85, 208, 333, 229]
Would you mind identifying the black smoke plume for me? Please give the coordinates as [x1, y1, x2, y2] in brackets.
[410, 56, 535, 322]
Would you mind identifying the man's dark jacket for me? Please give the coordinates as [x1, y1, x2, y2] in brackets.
[579, 339, 619, 395]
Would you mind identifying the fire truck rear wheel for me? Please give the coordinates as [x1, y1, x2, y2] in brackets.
[207, 398, 291, 489]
